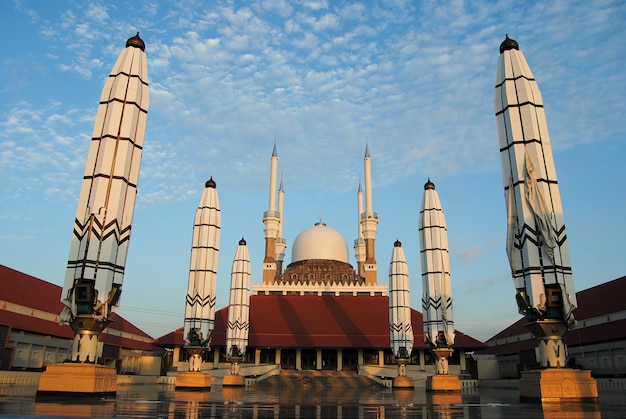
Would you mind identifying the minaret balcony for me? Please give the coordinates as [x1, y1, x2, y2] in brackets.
[263, 211, 281, 220]
[360, 212, 378, 221]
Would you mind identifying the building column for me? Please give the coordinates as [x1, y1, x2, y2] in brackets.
[337, 349, 343, 372]
[255, 348, 261, 365]
[460, 350, 466, 371]
[296, 349, 302, 371]
[378, 350, 384, 367]
[213, 348, 220, 369]
[316, 349, 322, 370]
[275, 348, 281, 365]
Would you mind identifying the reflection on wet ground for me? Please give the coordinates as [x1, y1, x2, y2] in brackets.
[0, 383, 624, 418]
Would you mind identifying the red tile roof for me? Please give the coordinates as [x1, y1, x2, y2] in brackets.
[153, 294, 486, 350]
[0, 264, 156, 351]
[0, 310, 73, 339]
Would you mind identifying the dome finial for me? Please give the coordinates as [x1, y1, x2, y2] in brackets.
[126, 32, 145, 52]
[206, 176, 216, 188]
[499, 34, 519, 54]
[394, 239, 402, 247]
[239, 237, 246, 245]
[424, 178, 435, 190]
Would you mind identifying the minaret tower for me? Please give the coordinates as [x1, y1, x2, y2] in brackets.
[360, 143, 378, 285]
[275, 179, 287, 275]
[354, 181, 366, 279]
[262, 143, 280, 283]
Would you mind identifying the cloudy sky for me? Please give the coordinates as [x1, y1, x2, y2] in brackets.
[1, 0, 624, 341]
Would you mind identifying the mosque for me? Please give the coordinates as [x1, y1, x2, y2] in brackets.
[155, 144, 485, 380]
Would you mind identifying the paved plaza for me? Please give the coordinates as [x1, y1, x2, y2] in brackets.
[0, 383, 624, 418]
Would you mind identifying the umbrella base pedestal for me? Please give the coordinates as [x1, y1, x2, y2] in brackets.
[175, 371, 212, 390]
[519, 368, 598, 403]
[392, 375, 414, 389]
[426, 374, 461, 392]
[427, 391, 463, 406]
[37, 363, 117, 397]
[223, 374, 245, 386]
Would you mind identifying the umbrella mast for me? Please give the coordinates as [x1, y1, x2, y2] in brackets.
[388, 240, 415, 388]
[182, 178, 220, 371]
[224, 238, 251, 386]
[59, 33, 149, 363]
[38, 32, 149, 397]
[419, 179, 457, 377]
[495, 35, 577, 369]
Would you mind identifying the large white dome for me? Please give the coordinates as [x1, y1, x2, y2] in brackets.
[291, 222, 349, 264]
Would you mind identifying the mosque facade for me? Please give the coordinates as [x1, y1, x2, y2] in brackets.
[155, 145, 486, 380]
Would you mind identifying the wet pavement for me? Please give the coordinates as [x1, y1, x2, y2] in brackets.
[0, 383, 624, 418]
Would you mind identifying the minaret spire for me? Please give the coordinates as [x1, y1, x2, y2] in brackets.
[354, 180, 365, 278]
[269, 142, 278, 212]
[360, 141, 378, 285]
[262, 142, 280, 283]
[275, 177, 287, 275]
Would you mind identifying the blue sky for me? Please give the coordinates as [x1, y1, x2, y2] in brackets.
[1, 0, 624, 341]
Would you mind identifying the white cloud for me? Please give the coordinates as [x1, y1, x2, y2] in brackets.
[84, 4, 110, 22]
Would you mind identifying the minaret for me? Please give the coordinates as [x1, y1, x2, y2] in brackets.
[58, 32, 149, 363]
[274, 179, 287, 275]
[182, 178, 220, 372]
[495, 34, 597, 403]
[419, 179, 460, 392]
[360, 143, 378, 285]
[39, 33, 149, 396]
[262, 143, 280, 284]
[354, 181, 366, 278]
[224, 238, 251, 386]
[389, 240, 414, 388]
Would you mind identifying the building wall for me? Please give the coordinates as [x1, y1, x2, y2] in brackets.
[568, 340, 626, 377]
[8, 331, 70, 370]
[0, 324, 13, 370]
[492, 339, 626, 379]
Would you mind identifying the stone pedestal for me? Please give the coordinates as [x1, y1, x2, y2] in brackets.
[426, 374, 461, 392]
[428, 391, 463, 405]
[175, 371, 212, 390]
[392, 375, 414, 389]
[37, 363, 117, 396]
[519, 368, 598, 403]
[223, 373, 245, 386]
[524, 320, 569, 368]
